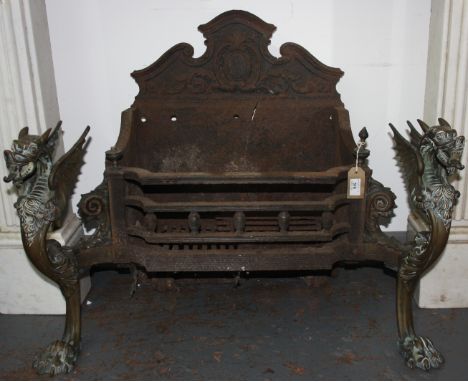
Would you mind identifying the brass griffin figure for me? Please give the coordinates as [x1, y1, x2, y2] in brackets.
[390, 118, 464, 371]
[3, 122, 89, 375]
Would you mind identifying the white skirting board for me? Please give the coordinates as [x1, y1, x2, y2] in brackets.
[408, 214, 468, 308]
[416, 241, 468, 308]
[0, 215, 91, 314]
[416, 225, 468, 309]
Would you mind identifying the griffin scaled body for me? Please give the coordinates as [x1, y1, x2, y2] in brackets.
[390, 118, 464, 371]
[3, 122, 89, 375]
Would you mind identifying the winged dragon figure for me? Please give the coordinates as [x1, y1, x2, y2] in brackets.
[390, 118, 464, 371]
[3, 122, 89, 375]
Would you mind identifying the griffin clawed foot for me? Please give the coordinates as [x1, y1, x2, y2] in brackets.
[33, 340, 79, 376]
[399, 335, 444, 371]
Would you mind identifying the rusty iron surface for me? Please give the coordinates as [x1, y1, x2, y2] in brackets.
[78, 10, 400, 276]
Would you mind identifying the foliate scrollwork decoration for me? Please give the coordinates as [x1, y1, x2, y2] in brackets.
[157, 66, 337, 97]
[364, 177, 402, 251]
[163, 70, 216, 95]
[46, 240, 79, 297]
[3, 122, 90, 375]
[77, 177, 111, 249]
[391, 118, 465, 371]
[132, 12, 342, 99]
[357, 128, 401, 251]
[397, 232, 429, 283]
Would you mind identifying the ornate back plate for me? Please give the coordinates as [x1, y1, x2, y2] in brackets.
[120, 10, 355, 173]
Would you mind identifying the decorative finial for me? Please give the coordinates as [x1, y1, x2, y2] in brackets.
[359, 127, 369, 142]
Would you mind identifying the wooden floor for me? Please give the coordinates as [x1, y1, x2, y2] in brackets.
[1, 265, 468, 380]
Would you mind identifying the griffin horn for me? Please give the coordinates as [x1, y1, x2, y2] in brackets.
[3, 151, 13, 183]
[417, 119, 430, 133]
[39, 128, 52, 143]
[18, 126, 29, 139]
[438, 117, 451, 127]
[39, 121, 63, 145]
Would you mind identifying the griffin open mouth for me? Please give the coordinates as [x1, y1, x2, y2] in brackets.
[450, 137, 465, 168]
[3, 150, 14, 183]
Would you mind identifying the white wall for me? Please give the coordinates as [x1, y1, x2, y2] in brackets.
[0, 0, 90, 314]
[45, 0, 431, 231]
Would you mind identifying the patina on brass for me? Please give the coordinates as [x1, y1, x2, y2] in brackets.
[390, 118, 465, 370]
[3, 123, 89, 375]
[2, 10, 463, 375]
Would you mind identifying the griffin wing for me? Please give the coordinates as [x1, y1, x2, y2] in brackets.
[389, 122, 424, 211]
[49, 126, 90, 229]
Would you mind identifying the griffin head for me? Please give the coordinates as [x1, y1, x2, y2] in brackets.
[3, 122, 61, 188]
[418, 118, 465, 176]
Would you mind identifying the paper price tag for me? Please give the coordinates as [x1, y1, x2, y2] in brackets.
[347, 167, 365, 199]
